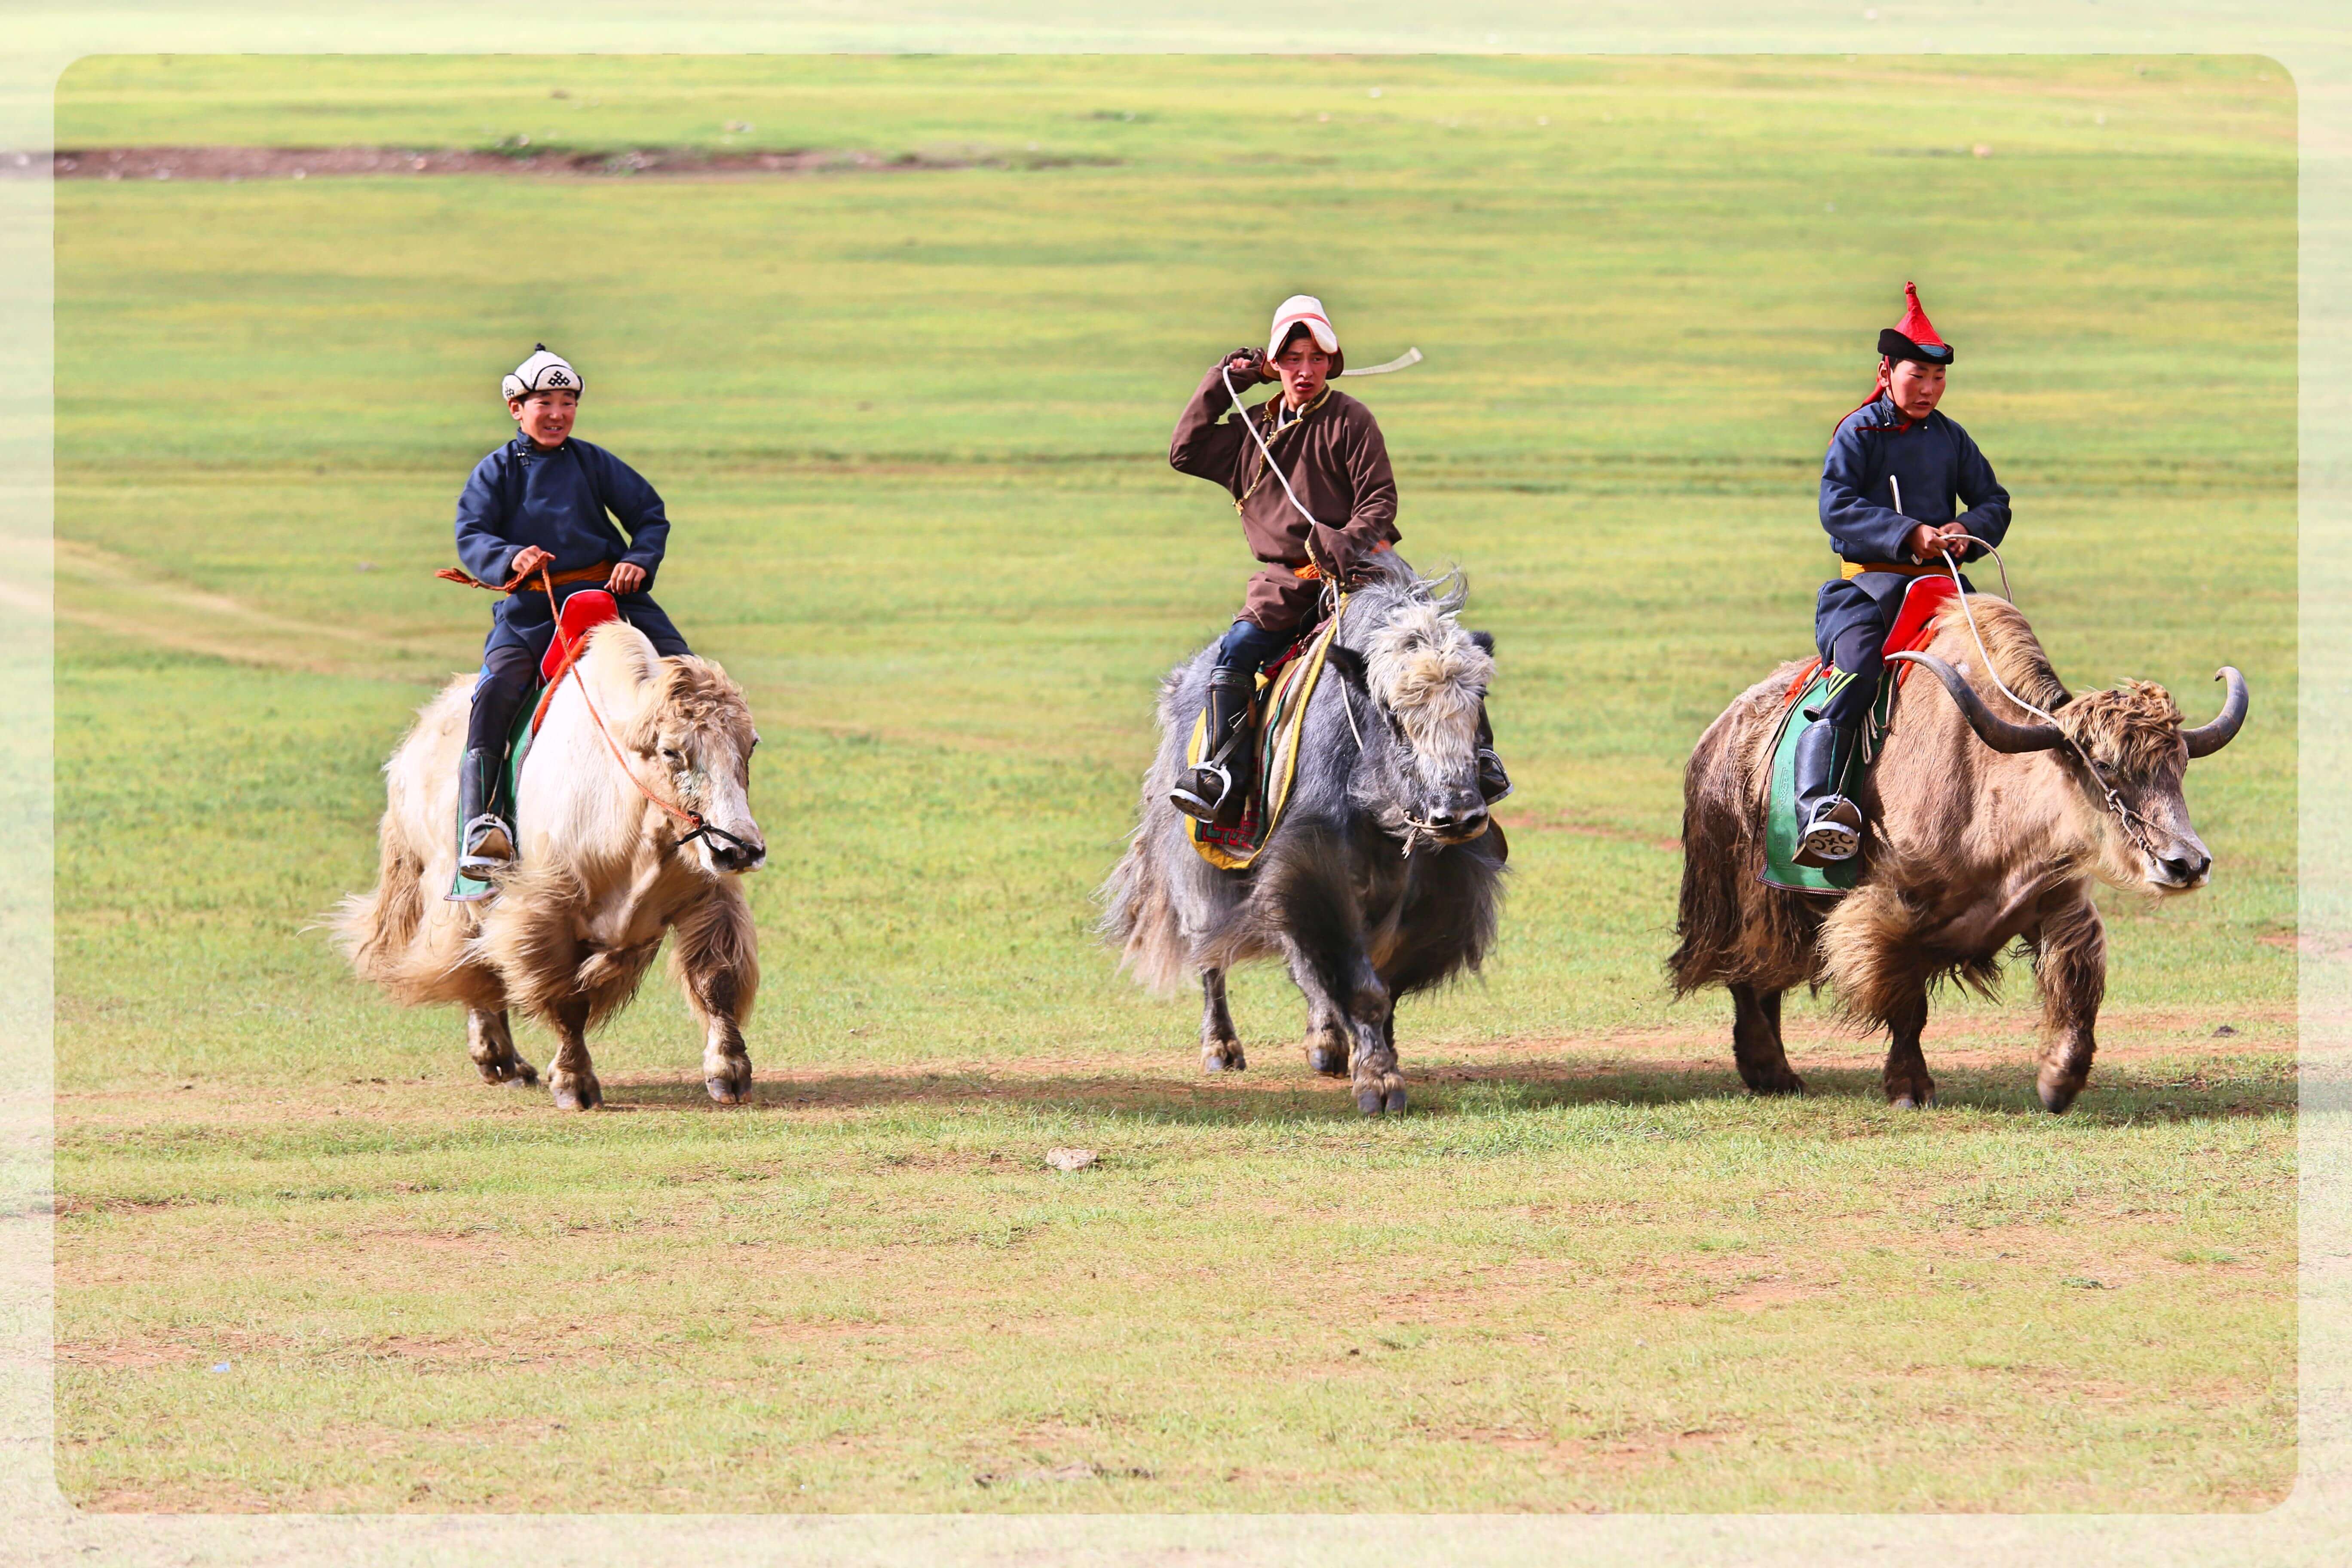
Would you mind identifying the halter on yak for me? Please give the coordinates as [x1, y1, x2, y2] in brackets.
[1892, 540, 2248, 861]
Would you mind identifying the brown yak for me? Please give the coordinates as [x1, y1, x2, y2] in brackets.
[337, 622, 766, 1110]
[1670, 595, 2247, 1112]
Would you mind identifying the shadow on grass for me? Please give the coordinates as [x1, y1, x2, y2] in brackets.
[594, 1053, 2294, 1127]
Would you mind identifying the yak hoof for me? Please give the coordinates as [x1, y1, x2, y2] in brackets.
[1891, 1092, 1938, 1111]
[704, 1054, 753, 1105]
[1745, 1070, 1806, 1098]
[477, 1055, 537, 1088]
[1355, 1088, 1387, 1117]
[549, 1074, 602, 1112]
[1383, 1086, 1409, 1115]
[1305, 1038, 1349, 1077]
[1201, 1041, 1246, 1075]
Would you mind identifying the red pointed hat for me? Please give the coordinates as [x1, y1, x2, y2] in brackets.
[1877, 281, 1954, 366]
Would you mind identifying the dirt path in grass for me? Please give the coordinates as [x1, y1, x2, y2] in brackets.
[28, 146, 1114, 182]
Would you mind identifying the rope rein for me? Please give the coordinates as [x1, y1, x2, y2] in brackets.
[1929, 545, 2165, 859]
[1883, 474, 2156, 854]
[1337, 659, 1364, 753]
[535, 570, 753, 860]
[1223, 364, 1325, 532]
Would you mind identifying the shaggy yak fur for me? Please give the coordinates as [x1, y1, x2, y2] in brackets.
[337, 623, 767, 1110]
[1099, 561, 1505, 1116]
[1670, 596, 2242, 1113]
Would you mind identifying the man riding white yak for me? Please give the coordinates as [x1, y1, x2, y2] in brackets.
[1166, 295, 1509, 822]
[448, 346, 696, 889]
[339, 345, 765, 1110]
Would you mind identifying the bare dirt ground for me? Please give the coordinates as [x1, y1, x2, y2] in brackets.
[24, 146, 1114, 181]
[51, 1006, 2296, 1132]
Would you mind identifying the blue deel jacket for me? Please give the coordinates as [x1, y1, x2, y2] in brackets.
[1818, 393, 2011, 565]
[453, 434, 672, 590]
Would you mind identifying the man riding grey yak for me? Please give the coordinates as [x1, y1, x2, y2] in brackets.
[1798, 282, 2010, 865]
[447, 346, 694, 891]
[1166, 295, 1509, 822]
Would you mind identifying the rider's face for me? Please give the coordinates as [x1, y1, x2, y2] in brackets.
[509, 389, 578, 447]
[1886, 358, 1947, 421]
[1273, 336, 1333, 408]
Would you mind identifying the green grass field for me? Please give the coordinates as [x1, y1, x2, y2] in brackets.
[52, 53, 2297, 1512]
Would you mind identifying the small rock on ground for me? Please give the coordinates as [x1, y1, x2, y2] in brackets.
[1045, 1147, 1097, 1172]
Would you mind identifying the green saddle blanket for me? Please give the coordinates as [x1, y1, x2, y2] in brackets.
[447, 688, 541, 903]
[1760, 662, 1897, 895]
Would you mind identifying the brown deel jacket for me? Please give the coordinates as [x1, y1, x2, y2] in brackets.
[1168, 365, 1401, 631]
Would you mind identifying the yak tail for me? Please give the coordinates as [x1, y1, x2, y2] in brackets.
[1667, 720, 1748, 995]
[1097, 824, 1189, 997]
[1666, 691, 1803, 997]
[1666, 799, 1753, 996]
[333, 807, 431, 990]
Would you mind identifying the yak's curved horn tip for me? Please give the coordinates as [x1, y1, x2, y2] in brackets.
[2183, 665, 2250, 759]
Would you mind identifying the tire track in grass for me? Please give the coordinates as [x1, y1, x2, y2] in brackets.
[30, 538, 450, 678]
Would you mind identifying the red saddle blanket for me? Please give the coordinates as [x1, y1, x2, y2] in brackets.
[528, 590, 620, 735]
[1783, 574, 1958, 710]
[1880, 574, 1959, 661]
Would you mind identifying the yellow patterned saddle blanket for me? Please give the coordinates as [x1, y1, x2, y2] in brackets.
[1183, 610, 1344, 872]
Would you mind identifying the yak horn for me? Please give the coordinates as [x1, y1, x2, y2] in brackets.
[2183, 666, 2249, 758]
[1886, 650, 2065, 753]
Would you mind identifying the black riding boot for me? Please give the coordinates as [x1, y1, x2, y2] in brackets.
[457, 746, 516, 881]
[1474, 704, 1512, 804]
[1791, 722, 1862, 867]
[1171, 667, 1258, 825]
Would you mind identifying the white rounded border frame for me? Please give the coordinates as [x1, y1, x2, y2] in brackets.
[0, 4, 2341, 1564]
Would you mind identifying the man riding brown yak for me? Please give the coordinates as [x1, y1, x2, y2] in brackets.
[1798, 283, 2009, 867]
[1670, 287, 2249, 1112]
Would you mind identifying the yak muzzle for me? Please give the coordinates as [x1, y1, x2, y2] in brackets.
[711, 835, 766, 874]
[1415, 787, 1491, 846]
[2148, 839, 2212, 893]
[685, 820, 766, 875]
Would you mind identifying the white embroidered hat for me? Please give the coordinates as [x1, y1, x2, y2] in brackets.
[502, 345, 584, 401]
[1266, 295, 1340, 358]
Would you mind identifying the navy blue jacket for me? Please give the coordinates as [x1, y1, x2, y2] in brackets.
[454, 435, 671, 590]
[1819, 394, 2010, 565]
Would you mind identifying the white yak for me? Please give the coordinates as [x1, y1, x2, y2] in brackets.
[338, 622, 766, 1109]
